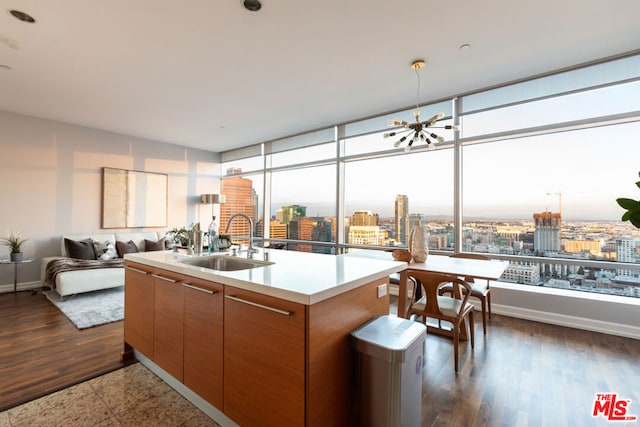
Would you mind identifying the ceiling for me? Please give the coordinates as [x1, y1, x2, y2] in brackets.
[1, 1, 639, 154]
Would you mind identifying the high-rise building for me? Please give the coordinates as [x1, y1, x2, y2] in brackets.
[352, 210, 378, 226]
[221, 175, 256, 240]
[311, 216, 334, 254]
[281, 205, 306, 225]
[269, 220, 288, 239]
[616, 238, 639, 276]
[533, 211, 561, 253]
[288, 217, 314, 252]
[395, 195, 409, 245]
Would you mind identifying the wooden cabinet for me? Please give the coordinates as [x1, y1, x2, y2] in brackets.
[153, 270, 185, 381]
[124, 262, 155, 359]
[125, 262, 224, 408]
[223, 286, 306, 427]
[183, 277, 223, 408]
[125, 260, 389, 426]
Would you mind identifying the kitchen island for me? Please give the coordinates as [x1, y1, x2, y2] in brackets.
[123, 249, 405, 427]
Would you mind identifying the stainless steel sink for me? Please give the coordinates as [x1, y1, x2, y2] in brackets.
[180, 255, 273, 271]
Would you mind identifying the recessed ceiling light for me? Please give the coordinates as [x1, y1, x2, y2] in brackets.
[8, 9, 36, 23]
[243, 0, 262, 12]
[0, 64, 13, 71]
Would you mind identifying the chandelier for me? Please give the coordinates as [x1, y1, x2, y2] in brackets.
[385, 60, 459, 151]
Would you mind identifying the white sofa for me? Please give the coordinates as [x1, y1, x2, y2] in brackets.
[41, 232, 162, 297]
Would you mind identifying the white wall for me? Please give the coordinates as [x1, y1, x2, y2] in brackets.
[492, 282, 640, 338]
[0, 111, 221, 286]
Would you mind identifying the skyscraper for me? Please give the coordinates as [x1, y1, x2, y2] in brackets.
[395, 195, 409, 246]
[533, 211, 561, 253]
[221, 174, 256, 240]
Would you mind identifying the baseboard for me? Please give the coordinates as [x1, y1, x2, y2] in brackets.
[134, 351, 238, 427]
[0, 280, 42, 294]
[492, 303, 640, 340]
[393, 282, 640, 340]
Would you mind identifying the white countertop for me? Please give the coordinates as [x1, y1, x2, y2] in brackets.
[125, 249, 406, 305]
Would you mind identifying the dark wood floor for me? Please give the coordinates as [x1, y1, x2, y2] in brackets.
[1, 290, 639, 426]
[420, 313, 640, 426]
[0, 289, 131, 412]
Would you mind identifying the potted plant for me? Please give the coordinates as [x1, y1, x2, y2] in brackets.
[616, 172, 640, 229]
[1, 231, 28, 262]
[167, 225, 194, 247]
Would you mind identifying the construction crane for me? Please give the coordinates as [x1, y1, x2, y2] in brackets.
[546, 191, 562, 217]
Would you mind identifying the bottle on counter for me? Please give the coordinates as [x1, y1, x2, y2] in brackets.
[208, 216, 219, 253]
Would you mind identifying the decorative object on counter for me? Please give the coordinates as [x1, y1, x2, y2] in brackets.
[167, 225, 192, 247]
[385, 59, 459, 152]
[390, 249, 412, 262]
[1, 230, 27, 262]
[208, 216, 219, 253]
[165, 234, 176, 250]
[218, 234, 231, 250]
[408, 220, 428, 263]
[616, 171, 640, 228]
[201, 193, 226, 253]
[193, 223, 204, 254]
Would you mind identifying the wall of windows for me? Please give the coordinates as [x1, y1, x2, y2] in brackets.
[221, 51, 640, 298]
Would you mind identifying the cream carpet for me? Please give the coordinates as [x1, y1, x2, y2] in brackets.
[43, 286, 124, 329]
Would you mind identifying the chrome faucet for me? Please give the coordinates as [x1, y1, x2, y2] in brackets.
[224, 213, 258, 258]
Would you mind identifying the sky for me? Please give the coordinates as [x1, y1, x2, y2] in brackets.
[229, 79, 640, 222]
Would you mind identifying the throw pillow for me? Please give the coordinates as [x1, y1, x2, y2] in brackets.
[64, 238, 96, 260]
[116, 240, 139, 258]
[92, 240, 118, 260]
[144, 237, 166, 251]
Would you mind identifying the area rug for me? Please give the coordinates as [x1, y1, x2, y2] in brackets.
[43, 286, 124, 329]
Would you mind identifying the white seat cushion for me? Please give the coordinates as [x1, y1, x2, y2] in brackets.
[411, 296, 474, 318]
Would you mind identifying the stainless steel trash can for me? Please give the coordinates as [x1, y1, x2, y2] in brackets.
[351, 315, 426, 427]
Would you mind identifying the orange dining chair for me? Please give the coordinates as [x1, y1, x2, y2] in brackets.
[407, 271, 475, 372]
[439, 253, 492, 335]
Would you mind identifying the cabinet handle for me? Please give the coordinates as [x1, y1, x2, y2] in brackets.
[152, 274, 178, 283]
[125, 266, 149, 275]
[182, 283, 217, 295]
[225, 295, 292, 316]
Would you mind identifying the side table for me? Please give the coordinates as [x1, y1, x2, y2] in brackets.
[0, 259, 35, 293]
